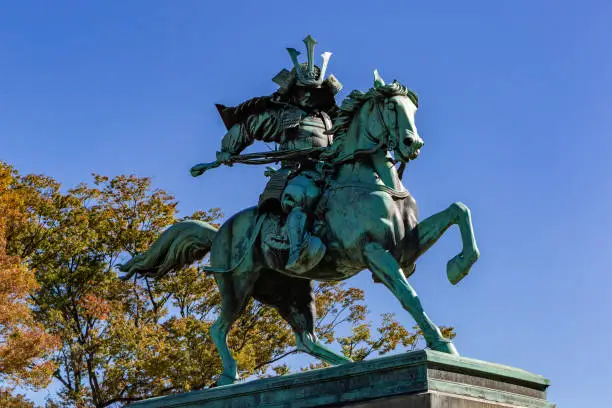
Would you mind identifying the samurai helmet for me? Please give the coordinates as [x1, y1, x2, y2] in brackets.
[272, 35, 342, 95]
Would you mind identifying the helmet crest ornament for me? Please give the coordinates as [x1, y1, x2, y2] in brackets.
[287, 35, 332, 87]
[272, 35, 342, 95]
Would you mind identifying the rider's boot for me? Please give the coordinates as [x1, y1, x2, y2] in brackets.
[285, 208, 326, 274]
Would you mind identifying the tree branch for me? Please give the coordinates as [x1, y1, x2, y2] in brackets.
[252, 349, 298, 373]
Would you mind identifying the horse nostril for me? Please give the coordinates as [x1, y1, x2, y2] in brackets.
[403, 138, 413, 146]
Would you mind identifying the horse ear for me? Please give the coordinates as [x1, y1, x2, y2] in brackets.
[373, 69, 385, 87]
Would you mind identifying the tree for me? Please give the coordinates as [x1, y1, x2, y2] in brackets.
[0, 388, 36, 408]
[3, 163, 454, 407]
[0, 163, 59, 397]
[5, 171, 180, 407]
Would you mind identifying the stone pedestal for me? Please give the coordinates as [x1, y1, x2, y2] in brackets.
[131, 350, 554, 407]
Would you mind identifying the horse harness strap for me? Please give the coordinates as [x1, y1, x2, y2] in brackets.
[370, 98, 398, 149]
[314, 181, 410, 222]
[199, 214, 266, 274]
[326, 181, 411, 199]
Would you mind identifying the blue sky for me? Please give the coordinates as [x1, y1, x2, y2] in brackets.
[1, 1, 611, 406]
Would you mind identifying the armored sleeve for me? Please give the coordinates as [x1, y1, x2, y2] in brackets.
[220, 110, 282, 155]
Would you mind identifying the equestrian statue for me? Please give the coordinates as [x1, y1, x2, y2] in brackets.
[119, 35, 480, 386]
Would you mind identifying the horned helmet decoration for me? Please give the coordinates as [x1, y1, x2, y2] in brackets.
[272, 35, 342, 95]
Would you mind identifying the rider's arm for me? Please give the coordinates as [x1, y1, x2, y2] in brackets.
[219, 110, 282, 156]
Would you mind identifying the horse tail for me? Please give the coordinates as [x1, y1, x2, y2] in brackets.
[118, 220, 217, 280]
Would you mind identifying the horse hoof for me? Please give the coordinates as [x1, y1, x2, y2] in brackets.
[404, 263, 417, 279]
[217, 372, 239, 386]
[333, 355, 353, 365]
[430, 340, 459, 356]
[446, 249, 479, 285]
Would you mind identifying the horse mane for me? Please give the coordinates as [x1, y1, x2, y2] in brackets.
[328, 81, 418, 138]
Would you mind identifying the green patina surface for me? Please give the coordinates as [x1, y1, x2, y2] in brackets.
[113, 34, 553, 408]
[424, 350, 550, 386]
[120, 35, 481, 386]
[131, 350, 553, 408]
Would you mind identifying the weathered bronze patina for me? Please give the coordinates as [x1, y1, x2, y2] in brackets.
[120, 36, 480, 387]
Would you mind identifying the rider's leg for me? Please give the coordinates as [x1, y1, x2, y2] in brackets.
[286, 207, 307, 268]
[285, 207, 327, 273]
[283, 177, 326, 274]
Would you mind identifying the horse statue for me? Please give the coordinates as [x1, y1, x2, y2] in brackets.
[119, 71, 480, 386]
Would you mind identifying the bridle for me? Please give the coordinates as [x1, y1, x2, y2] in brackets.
[371, 96, 412, 177]
[369, 97, 399, 151]
[327, 96, 403, 167]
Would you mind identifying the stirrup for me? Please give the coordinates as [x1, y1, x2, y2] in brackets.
[285, 236, 326, 274]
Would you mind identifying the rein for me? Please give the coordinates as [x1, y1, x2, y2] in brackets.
[327, 98, 396, 167]
[372, 97, 396, 149]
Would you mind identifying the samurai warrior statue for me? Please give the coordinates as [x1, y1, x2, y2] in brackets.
[214, 35, 342, 274]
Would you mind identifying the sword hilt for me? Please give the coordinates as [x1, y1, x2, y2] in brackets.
[190, 161, 223, 177]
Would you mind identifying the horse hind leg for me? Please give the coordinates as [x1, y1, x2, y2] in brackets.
[410, 202, 479, 285]
[364, 242, 458, 355]
[295, 328, 352, 366]
[255, 275, 351, 366]
[210, 268, 259, 386]
[290, 303, 352, 366]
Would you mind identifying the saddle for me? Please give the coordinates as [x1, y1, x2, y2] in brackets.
[259, 213, 290, 270]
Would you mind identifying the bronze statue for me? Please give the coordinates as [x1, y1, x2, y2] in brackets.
[120, 36, 480, 386]
[211, 35, 342, 274]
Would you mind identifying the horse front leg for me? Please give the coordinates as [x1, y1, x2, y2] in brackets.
[410, 202, 479, 285]
[364, 243, 458, 355]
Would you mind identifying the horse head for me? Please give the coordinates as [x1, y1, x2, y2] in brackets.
[326, 71, 423, 165]
[367, 70, 423, 163]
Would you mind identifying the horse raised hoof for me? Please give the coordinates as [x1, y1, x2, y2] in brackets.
[446, 249, 480, 285]
[429, 339, 459, 356]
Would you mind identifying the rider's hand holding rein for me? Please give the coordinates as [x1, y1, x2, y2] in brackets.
[216, 150, 233, 166]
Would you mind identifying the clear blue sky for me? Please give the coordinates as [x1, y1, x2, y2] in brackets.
[1, 1, 611, 406]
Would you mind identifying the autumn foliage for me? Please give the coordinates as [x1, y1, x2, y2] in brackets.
[0, 164, 59, 400]
[0, 162, 454, 407]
